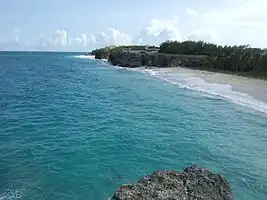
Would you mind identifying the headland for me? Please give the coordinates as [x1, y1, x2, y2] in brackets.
[91, 41, 267, 79]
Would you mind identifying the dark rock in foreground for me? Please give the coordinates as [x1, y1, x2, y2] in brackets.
[111, 166, 233, 200]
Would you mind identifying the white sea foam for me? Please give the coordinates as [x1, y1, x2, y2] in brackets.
[131, 67, 267, 114]
[0, 187, 24, 200]
[113, 65, 125, 69]
[74, 55, 95, 59]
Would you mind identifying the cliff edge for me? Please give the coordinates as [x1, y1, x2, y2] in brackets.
[111, 166, 233, 200]
[108, 51, 207, 68]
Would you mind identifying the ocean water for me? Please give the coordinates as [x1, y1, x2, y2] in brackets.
[0, 52, 267, 200]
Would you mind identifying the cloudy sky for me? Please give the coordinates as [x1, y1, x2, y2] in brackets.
[0, 0, 266, 51]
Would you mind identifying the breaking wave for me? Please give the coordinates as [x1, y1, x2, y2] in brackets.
[73, 55, 95, 59]
[116, 67, 267, 114]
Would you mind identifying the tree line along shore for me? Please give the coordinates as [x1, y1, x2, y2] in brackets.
[91, 40, 267, 79]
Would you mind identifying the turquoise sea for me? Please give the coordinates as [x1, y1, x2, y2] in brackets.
[0, 52, 267, 200]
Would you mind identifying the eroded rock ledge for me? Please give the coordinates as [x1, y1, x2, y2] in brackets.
[108, 51, 207, 68]
[111, 166, 233, 200]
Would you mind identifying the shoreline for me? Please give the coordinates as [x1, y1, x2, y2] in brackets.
[93, 56, 267, 112]
[161, 67, 267, 105]
[124, 65, 267, 114]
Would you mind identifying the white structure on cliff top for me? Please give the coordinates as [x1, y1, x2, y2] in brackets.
[122, 46, 159, 53]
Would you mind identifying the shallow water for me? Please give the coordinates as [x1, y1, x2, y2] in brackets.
[0, 52, 267, 200]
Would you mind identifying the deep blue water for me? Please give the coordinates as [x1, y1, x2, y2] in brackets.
[0, 52, 267, 200]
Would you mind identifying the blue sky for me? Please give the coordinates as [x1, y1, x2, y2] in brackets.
[1, 0, 266, 51]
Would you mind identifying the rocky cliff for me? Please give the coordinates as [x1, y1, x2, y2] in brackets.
[108, 51, 207, 68]
[111, 166, 233, 200]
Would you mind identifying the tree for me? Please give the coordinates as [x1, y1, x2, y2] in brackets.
[91, 40, 267, 78]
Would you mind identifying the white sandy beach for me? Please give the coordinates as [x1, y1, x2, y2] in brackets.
[172, 67, 267, 103]
[88, 56, 267, 113]
[141, 67, 267, 114]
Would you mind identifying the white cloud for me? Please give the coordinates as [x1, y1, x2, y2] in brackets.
[187, 29, 221, 44]
[186, 9, 199, 17]
[0, 29, 24, 50]
[13, 29, 21, 43]
[69, 36, 82, 46]
[3, 1, 267, 51]
[188, 0, 267, 47]
[132, 36, 143, 45]
[108, 28, 132, 45]
[50, 30, 68, 47]
[36, 33, 47, 47]
[202, 0, 267, 27]
[74, 34, 96, 46]
[79, 34, 88, 46]
[93, 28, 132, 46]
[33, 30, 69, 50]
[136, 16, 184, 45]
[146, 16, 182, 40]
[31, 28, 132, 50]
[3, 16, 222, 51]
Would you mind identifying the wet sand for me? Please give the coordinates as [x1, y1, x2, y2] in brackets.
[168, 67, 267, 104]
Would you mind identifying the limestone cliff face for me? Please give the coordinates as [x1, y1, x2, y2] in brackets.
[109, 52, 143, 67]
[111, 166, 233, 200]
[108, 51, 206, 68]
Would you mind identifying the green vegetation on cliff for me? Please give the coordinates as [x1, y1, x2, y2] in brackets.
[91, 45, 158, 59]
[91, 40, 267, 78]
[91, 46, 115, 59]
[159, 40, 267, 74]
